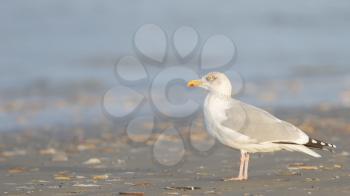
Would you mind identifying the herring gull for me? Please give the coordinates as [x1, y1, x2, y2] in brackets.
[187, 72, 336, 181]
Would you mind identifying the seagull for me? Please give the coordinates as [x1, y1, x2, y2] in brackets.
[187, 72, 336, 181]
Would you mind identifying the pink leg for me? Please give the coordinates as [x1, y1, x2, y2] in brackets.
[223, 151, 246, 181]
[243, 153, 250, 180]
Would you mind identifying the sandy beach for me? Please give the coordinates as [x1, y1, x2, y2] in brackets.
[1, 106, 349, 196]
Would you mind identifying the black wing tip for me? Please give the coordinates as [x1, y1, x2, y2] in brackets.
[272, 138, 337, 152]
[304, 138, 337, 151]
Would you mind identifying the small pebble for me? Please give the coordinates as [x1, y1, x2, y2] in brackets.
[83, 158, 102, 165]
[52, 152, 68, 162]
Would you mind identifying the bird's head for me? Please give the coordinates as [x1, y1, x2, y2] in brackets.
[187, 72, 232, 96]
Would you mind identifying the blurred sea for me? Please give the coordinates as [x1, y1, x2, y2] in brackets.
[1, 0, 350, 132]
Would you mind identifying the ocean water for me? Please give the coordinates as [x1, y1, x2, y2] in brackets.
[1, 0, 350, 131]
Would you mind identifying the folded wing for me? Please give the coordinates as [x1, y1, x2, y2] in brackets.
[221, 99, 309, 144]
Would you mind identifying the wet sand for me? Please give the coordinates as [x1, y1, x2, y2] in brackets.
[0, 106, 350, 196]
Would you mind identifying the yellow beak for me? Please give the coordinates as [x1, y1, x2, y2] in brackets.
[187, 80, 203, 88]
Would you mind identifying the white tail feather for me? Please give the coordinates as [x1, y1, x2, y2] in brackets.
[280, 144, 321, 158]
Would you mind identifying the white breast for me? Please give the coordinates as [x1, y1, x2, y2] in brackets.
[203, 95, 225, 138]
[204, 94, 250, 148]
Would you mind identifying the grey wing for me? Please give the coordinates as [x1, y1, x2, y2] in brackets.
[221, 100, 309, 144]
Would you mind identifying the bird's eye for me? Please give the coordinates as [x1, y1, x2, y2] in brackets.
[206, 75, 216, 81]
